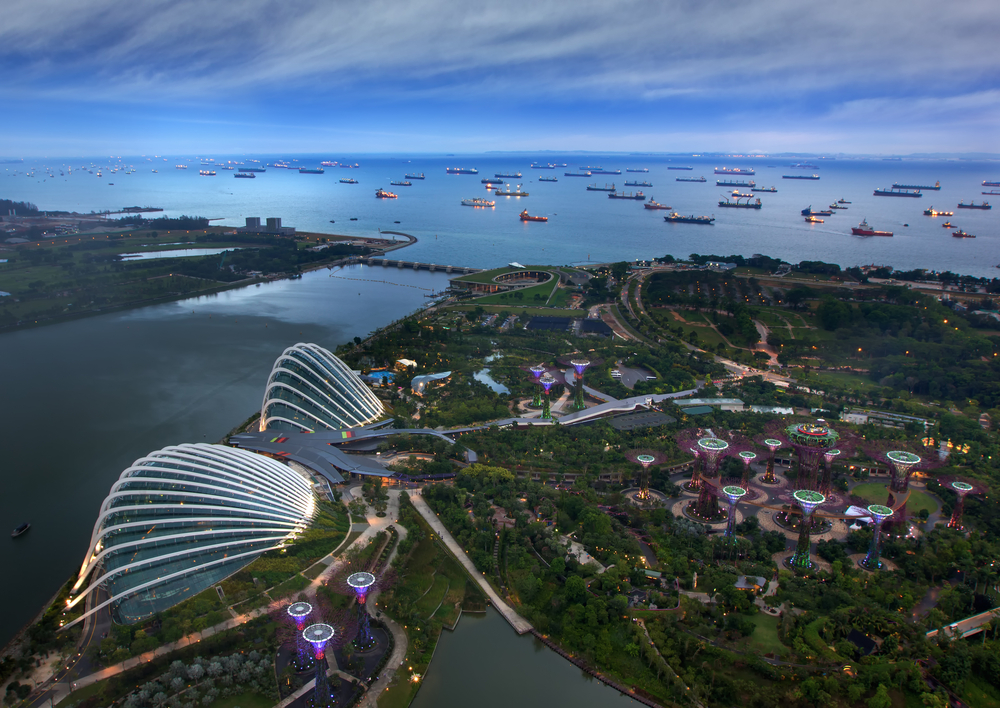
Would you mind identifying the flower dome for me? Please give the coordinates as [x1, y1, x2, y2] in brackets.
[66, 444, 315, 626]
[260, 343, 384, 432]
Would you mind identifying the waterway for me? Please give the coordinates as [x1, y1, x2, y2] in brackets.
[0, 264, 452, 645]
[119, 247, 242, 260]
[410, 609, 640, 708]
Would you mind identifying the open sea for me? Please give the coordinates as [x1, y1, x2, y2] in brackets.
[4, 153, 998, 276]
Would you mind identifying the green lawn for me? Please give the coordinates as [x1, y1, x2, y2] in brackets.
[962, 675, 1000, 708]
[207, 692, 275, 708]
[472, 277, 558, 305]
[747, 613, 786, 656]
[851, 483, 939, 514]
[445, 305, 579, 317]
[415, 574, 450, 616]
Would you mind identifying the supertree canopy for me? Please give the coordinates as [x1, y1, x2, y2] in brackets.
[861, 504, 893, 570]
[789, 490, 826, 571]
[303, 623, 336, 708]
[538, 373, 557, 419]
[721, 485, 747, 542]
[347, 571, 377, 647]
[287, 601, 314, 670]
[527, 365, 548, 406]
[761, 438, 783, 484]
[944, 479, 985, 531]
[329, 562, 392, 651]
[785, 421, 839, 491]
[885, 450, 922, 493]
[626, 449, 664, 501]
[738, 451, 757, 490]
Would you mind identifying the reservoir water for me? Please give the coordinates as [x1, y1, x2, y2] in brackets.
[410, 609, 640, 708]
[5, 154, 999, 276]
[0, 265, 451, 645]
[119, 247, 242, 260]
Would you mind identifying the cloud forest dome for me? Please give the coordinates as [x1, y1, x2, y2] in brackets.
[66, 444, 315, 627]
[260, 343, 385, 432]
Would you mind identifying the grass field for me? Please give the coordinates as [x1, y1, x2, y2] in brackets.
[851, 483, 939, 514]
[444, 304, 579, 317]
[472, 277, 558, 305]
[747, 613, 786, 656]
[208, 692, 275, 708]
[415, 574, 450, 616]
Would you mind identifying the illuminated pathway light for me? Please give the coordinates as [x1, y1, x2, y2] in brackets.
[860, 505, 893, 570]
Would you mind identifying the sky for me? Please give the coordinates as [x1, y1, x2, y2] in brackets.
[1, 0, 998, 156]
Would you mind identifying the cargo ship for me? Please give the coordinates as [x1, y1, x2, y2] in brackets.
[717, 179, 755, 187]
[752, 186, 777, 193]
[719, 196, 762, 209]
[238, 166, 266, 172]
[538, 176, 558, 182]
[923, 207, 954, 216]
[852, 219, 892, 237]
[668, 166, 693, 170]
[530, 164, 555, 169]
[730, 190, 753, 199]
[802, 206, 833, 216]
[520, 209, 548, 222]
[676, 177, 707, 182]
[462, 197, 495, 207]
[838, 198, 851, 204]
[874, 187, 921, 197]
[609, 191, 646, 200]
[829, 203, 848, 210]
[234, 172, 256, 179]
[340, 178, 358, 184]
[958, 201, 991, 210]
[644, 197, 670, 210]
[805, 216, 824, 223]
[983, 190, 1000, 195]
[175, 164, 188, 169]
[565, 171, 591, 177]
[894, 180, 940, 190]
[482, 178, 503, 184]
[790, 163, 819, 169]
[587, 183, 616, 191]
[320, 161, 337, 167]
[982, 180, 1000, 187]
[626, 168, 649, 173]
[405, 173, 425, 180]
[715, 167, 755, 175]
[952, 229, 975, 238]
[390, 180, 412, 186]
[495, 184, 529, 197]
[592, 169, 621, 175]
[375, 188, 397, 199]
[783, 174, 820, 180]
[664, 212, 714, 224]
[580, 166, 602, 171]
[446, 167, 478, 174]
[625, 180, 652, 187]
[496, 172, 522, 178]
[299, 167, 325, 174]
[199, 170, 216, 176]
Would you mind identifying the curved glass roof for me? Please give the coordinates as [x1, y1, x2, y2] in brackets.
[260, 343, 384, 432]
[67, 444, 315, 626]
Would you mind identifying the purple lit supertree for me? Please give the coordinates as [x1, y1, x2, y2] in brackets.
[287, 601, 314, 670]
[626, 449, 665, 501]
[785, 420, 840, 491]
[303, 624, 337, 708]
[527, 364, 547, 407]
[819, 449, 840, 496]
[863, 444, 941, 531]
[943, 479, 986, 530]
[860, 504, 893, 570]
[789, 490, 825, 571]
[720, 485, 747, 543]
[329, 561, 394, 650]
[693, 437, 730, 518]
[760, 438, 783, 484]
[738, 451, 757, 491]
[538, 372, 557, 419]
[271, 598, 357, 675]
[570, 359, 590, 411]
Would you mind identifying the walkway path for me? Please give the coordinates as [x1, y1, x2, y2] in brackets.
[409, 493, 533, 634]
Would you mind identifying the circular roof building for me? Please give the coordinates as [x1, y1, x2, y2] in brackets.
[66, 444, 315, 627]
[260, 343, 385, 432]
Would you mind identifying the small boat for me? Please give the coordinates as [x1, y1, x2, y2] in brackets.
[375, 188, 397, 199]
[805, 216, 824, 223]
[923, 207, 954, 216]
[644, 197, 671, 210]
[838, 198, 851, 204]
[941, 221, 953, 228]
[11, 522, 29, 538]
[958, 201, 991, 210]
[953, 229, 976, 238]
[520, 210, 547, 222]
[390, 180, 412, 186]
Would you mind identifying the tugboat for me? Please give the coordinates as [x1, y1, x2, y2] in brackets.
[923, 207, 954, 216]
[802, 206, 833, 216]
[852, 218, 893, 237]
[587, 183, 616, 191]
[644, 197, 671, 210]
[805, 216, 824, 223]
[495, 184, 529, 197]
[718, 196, 762, 209]
[11, 522, 30, 538]
[941, 221, 953, 228]
[664, 212, 714, 224]
[958, 201, 991, 210]
[375, 188, 397, 199]
[462, 197, 495, 207]
[520, 209, 547, 222]
[609, 191, 646, 200]
[676, 176, 707, 183]
[389, 180, 412, 186]
[829, 202, 848, 210]
[953, 229, 976, 238]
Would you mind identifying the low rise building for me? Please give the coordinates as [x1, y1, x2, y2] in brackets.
[673, 397, 745, 412]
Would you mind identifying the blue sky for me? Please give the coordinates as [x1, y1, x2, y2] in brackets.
[1, 0, 998, 156]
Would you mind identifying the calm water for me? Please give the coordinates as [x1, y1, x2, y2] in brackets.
[5, 154, 999, 276]
[120, 247, 242, 260]
[410, 609, 639, 708]
[0, 265, 451, 645]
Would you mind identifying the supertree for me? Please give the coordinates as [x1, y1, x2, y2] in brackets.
[570, 358, 590, 411]
[789, 489, 825, 571]
[626, 449, 665, 501]
[738, 451, 757, 491]
[761, 438, 783, 484]
[303, 624, 337, 708]
[720, 485, 747, 542]
[945, 479, 985, 530]
[693, 437, 730, 518]
[860, 504, 893, 570]
[287, 601, 314, 671]
[819, 449, 841, 496]
[538, 373, 557, 419]
[528, 364, 547, 407]
[346, 572, 377, 648]
[785, 420, 840, 491]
